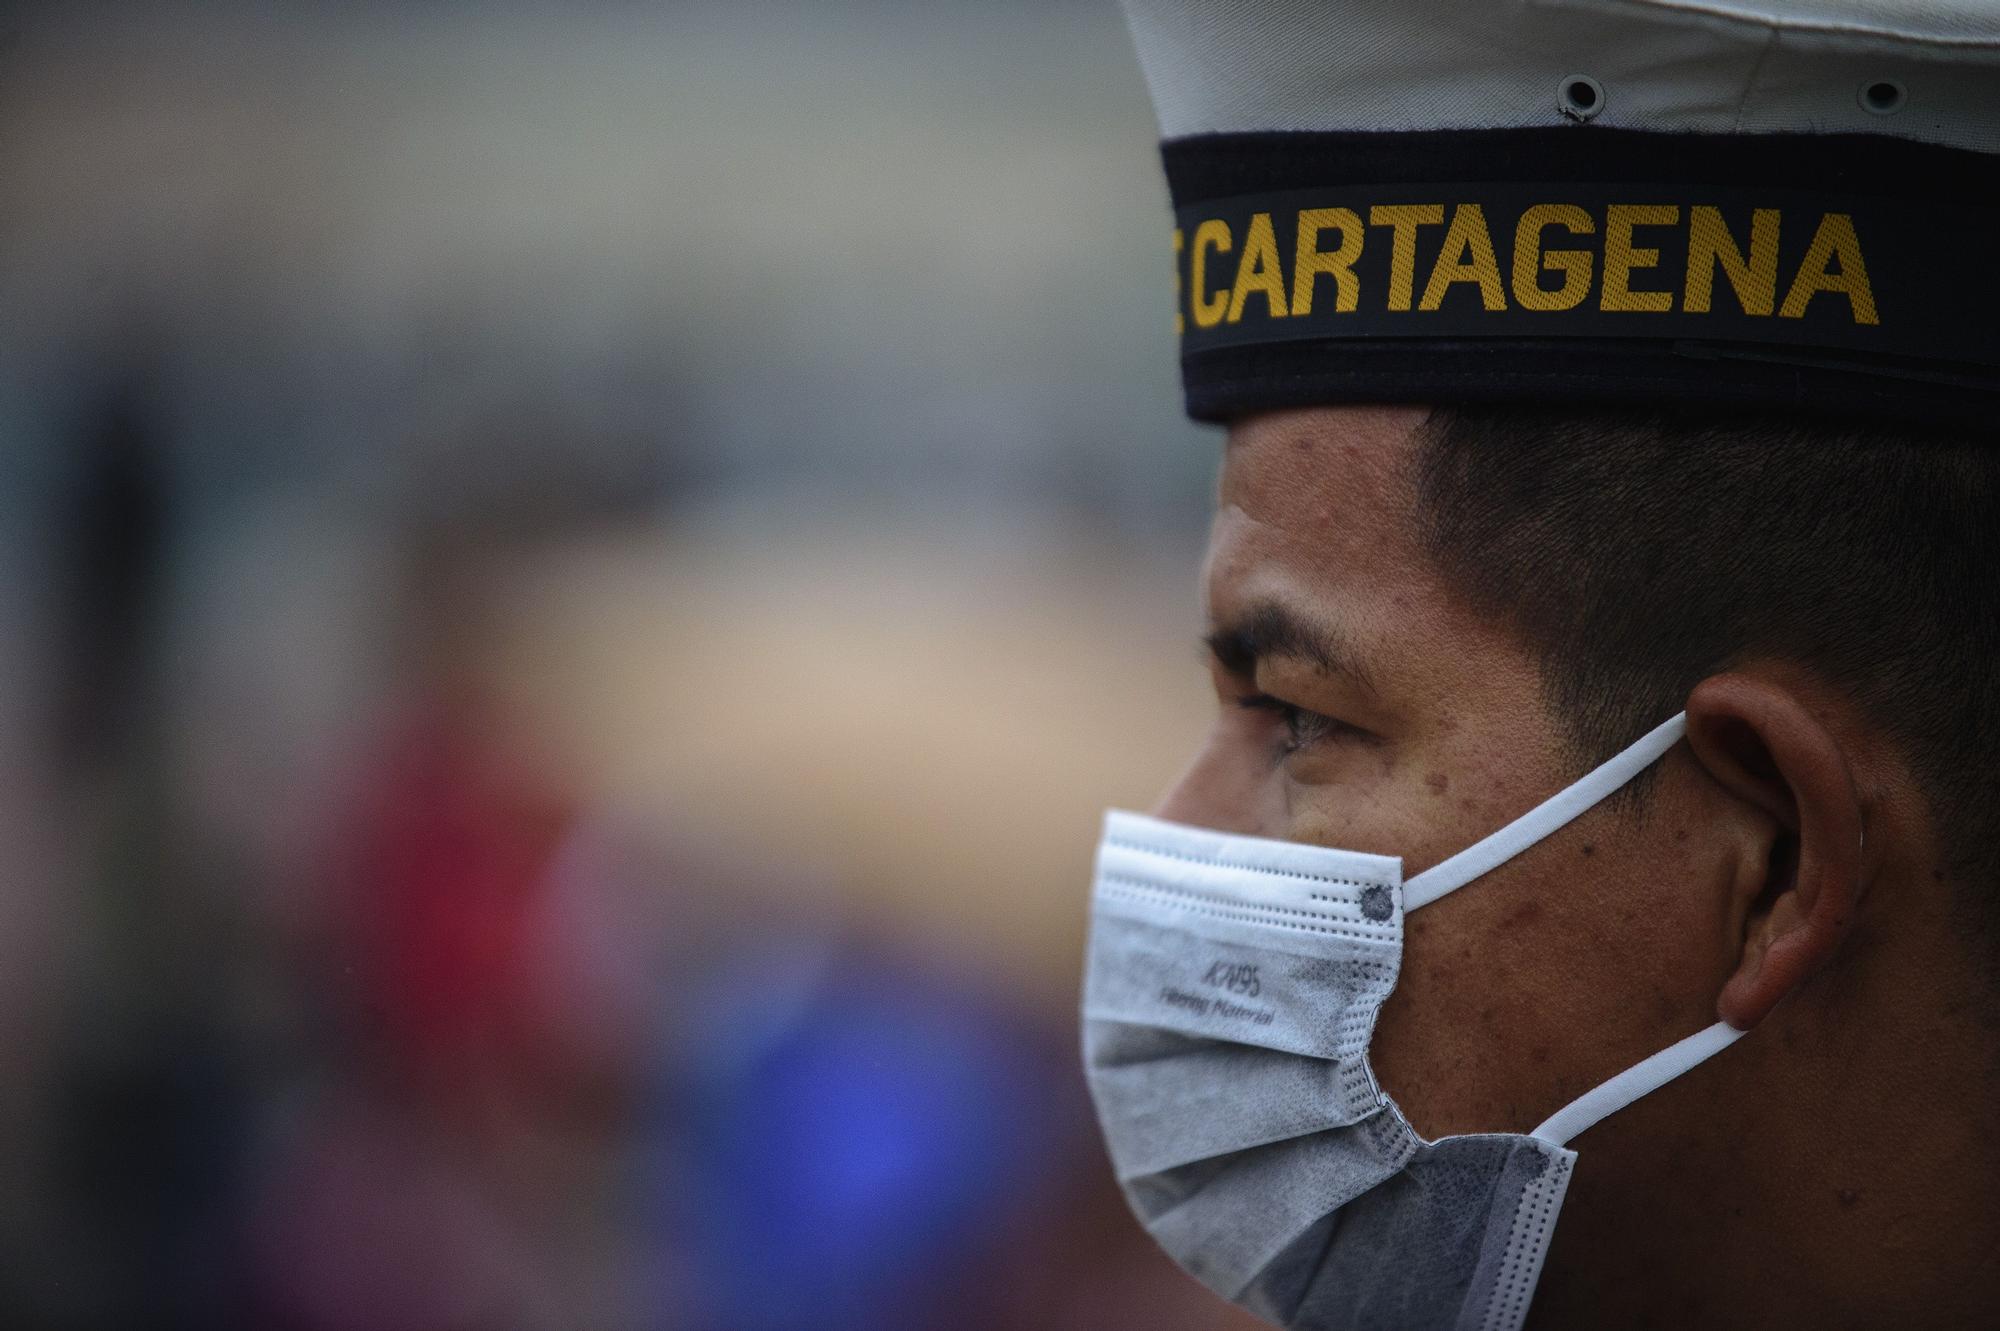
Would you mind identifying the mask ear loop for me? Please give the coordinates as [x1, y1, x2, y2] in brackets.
[1401, 712, 1689, 911]
[1530, 1020, 1746, 1146]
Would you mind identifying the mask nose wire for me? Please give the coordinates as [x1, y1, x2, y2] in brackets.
[1401, 712, 1689, 912]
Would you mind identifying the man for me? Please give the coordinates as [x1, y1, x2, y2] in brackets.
[1080, 2, 1999, 1328]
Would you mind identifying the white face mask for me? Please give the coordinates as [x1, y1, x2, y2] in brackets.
[1081, 712, 1745, 1331]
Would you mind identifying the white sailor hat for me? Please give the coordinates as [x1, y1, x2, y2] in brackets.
[1122, 0, 2000, 428]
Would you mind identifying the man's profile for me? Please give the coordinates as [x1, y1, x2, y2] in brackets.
[1080, 2, 1999, 1327]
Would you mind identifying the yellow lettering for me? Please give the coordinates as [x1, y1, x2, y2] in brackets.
[1684, 206, 1779, 315]
[1292, 207, 1363, 315]
[1601, 204, 1680, 312]
[1779, 213, 1879, 325]
[1511, 204, 1595, 311]
[1190, 219, 1233, 330]
[1226, 212, 1290, 322]
[1172, 228, 1185, 335]
[1419, 204, 1506, 311]
[1369, 204, 1446, 312]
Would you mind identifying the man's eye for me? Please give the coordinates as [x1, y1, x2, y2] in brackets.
[1236, 694, 1356, 754]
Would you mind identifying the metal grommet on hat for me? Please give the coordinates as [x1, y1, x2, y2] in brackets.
[1557, 75, 1605, 123]
[1858, 79, 1908, 116]
[1121, 0, 2000, 432]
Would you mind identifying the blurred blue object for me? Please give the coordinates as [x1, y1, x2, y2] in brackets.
[670, 947, 1058, 1331]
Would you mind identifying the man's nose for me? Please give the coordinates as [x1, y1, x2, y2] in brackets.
[1150, 733, 1272, 836]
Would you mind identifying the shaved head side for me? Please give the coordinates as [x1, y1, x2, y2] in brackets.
[1410, 405, 2000, 961]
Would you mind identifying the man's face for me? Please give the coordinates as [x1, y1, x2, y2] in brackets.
[1154, 405, 1740, 1139]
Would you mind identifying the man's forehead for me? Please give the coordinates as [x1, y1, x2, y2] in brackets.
[1219, 405, 1429, 505]
[1207, 405, 1432, 614]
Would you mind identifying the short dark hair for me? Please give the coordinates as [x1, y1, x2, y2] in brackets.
[1412, 404, 2000, 949]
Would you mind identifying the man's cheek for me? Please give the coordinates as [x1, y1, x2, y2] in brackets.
[1369, 891, 1581, 1138]
[1287, 761, 1467, 865]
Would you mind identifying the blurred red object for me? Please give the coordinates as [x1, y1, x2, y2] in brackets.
[340, 698, 576, 1101]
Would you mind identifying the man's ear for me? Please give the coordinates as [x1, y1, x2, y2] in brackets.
[1683, 673, 1868, 1030]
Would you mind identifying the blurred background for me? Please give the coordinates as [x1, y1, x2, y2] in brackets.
[0, 2, 1269, 1328]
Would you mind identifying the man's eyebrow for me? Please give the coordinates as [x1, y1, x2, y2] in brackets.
[1203, 601, 1380, 696]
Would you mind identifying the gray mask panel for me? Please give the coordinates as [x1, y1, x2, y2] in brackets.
[1082, 713, 1745, 1331]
